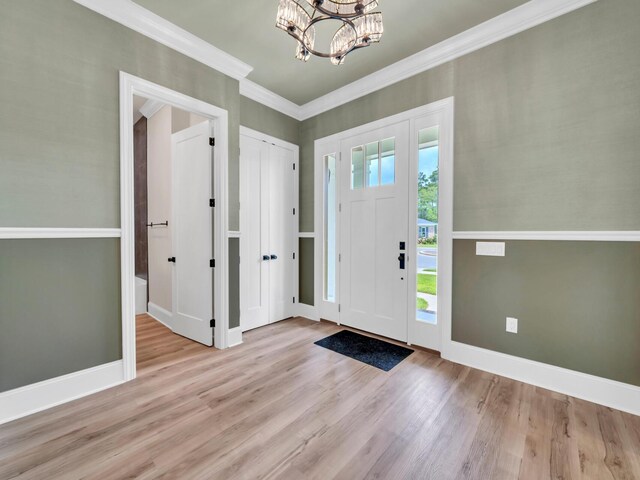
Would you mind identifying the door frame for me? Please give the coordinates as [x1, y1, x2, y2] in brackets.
[313, 97, 454, 351]
[120, 72, 230, 381]
[238, 126, 299, 331]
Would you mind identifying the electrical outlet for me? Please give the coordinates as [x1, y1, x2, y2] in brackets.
[506, 317, 518, 334]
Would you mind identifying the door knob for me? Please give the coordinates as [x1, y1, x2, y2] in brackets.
[168, 257, 176, 263]
[262, 255, 270, 261]
[398, 253, 405, 270]
[270, 254, 278, 260]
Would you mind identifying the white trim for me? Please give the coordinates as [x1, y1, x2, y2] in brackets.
[298, 232, 316, 238]
[73, 0, 252, 80]
[239, 79, 303, 121]
[296, 303, 320, 321]
[453, 231, 640, 242]
[239, 126, 300, 152]
[228, 231, 241, 238]
[139, 98, 164, 119]
[73, 0, 595, 121]
[120, 72, 230, 383]
[147, 302, 174, 330]
[0, 361, 125, 425]
[0, 228, 121, 239]
[442, 341, 640, 417]
[228, 327, 243, 347]
[298, 0, 597, 119]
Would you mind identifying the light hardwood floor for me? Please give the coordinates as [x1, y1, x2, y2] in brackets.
[1, 315, 639, 479]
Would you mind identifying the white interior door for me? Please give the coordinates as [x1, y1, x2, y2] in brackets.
[171, 121, 213, 346]
[240, 134, 296, 331]
[339, 122, 409, 342]
[239, 134, 270, 331]
[268, 144, 295, 323]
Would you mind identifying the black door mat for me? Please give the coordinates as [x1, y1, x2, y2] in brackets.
[314, 330, 414, 371]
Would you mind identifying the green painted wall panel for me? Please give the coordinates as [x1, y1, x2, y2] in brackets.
[0, 239, 121, 392]
[228, 238, 240, 329]
[239, 97, 300, 146]
[298, 238, 315, 306]
[452, 240, 640, 386]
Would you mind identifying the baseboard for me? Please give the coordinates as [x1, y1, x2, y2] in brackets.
[0, 360, 125, 425]
[296, 303, 320, 321]
[147, 302, 174, 330]
[442, 341, 640, 417]
[228, 326, 243, 347]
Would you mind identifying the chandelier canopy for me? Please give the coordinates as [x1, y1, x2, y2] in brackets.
[276, 0, 384, 65]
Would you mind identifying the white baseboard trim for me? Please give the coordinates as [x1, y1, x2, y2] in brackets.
[0, 360, 125, 425]
[296, 303, 320, 321]
[147, 302, 174, 330]
[442, 341, 640, 417]
[228, 327, 243, 347]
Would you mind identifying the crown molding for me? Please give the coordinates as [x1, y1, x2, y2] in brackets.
[72, 0, 252, 80]
[73, 0, 597, 121]
[239, 79, 303, 121]
[298, 0, 598, 120]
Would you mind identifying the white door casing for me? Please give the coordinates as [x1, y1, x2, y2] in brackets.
[339, 122, 410, 342]
[171, 121, 214, 346]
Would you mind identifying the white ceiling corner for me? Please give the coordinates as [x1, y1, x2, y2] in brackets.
[73, 0, 597, 122]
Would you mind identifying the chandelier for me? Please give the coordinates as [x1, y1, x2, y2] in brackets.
[276, 0, 384, 65]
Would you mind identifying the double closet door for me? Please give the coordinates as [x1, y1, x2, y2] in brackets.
[240, 133, 296, 332]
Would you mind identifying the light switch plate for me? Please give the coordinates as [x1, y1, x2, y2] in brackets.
[506, 317, 518, 334]
[476, 242, 506, 257]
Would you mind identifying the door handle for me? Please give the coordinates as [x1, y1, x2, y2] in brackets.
[398, 253, 405, 270]
[262, 255, 270, 261]
[168, 257, 176, 263]
[270, 254, 278, 260]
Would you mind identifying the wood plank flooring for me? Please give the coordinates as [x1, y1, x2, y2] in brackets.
[1, 314, 639, 479]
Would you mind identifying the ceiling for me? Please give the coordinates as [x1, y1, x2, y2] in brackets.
[132, 0, 529, 105]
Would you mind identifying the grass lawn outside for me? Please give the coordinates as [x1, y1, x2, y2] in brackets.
[417, 273, 437, 295]
[416, 297, 429, 311]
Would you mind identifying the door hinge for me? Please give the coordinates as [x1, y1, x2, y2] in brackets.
[293, 252, 296, 260]
[209, 137, 215, 146]
[293, 208, 296, 215]
[293, 163, 296, 171]
[293, 296, 296, 303]
[209, 198, 215, 207]
[338, 253, 341, 262]
[210, 259, 215, 268]
[210, 319, 215, 328]
[339, 203, 342, 213]
[338, 304, 341, 313]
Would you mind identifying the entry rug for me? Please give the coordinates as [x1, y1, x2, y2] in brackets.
[314, 330, 414, 371]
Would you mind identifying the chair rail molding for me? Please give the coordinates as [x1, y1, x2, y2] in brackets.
[0, 228, 121, 239]
[452, 231, 640, 242]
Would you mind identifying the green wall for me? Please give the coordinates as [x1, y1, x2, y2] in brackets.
[0, 239, 121, 392]
[240, 96, 300, 146]
[0, 0, 297, 391]
[297, 0, 640, 385]
[452, 240, 640, 386]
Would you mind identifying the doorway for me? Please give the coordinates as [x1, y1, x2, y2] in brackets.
[120, 73, 230, 381]
[314, 99, 453, 351]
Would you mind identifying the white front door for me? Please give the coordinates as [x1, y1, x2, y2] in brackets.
[240, 134, 296, 332]
[339, 122, 410, 342]
[171, 121, 213, 346]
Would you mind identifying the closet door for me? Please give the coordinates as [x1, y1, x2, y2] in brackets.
[267, 144, 295, 323]
[240, 135, 270, 331]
